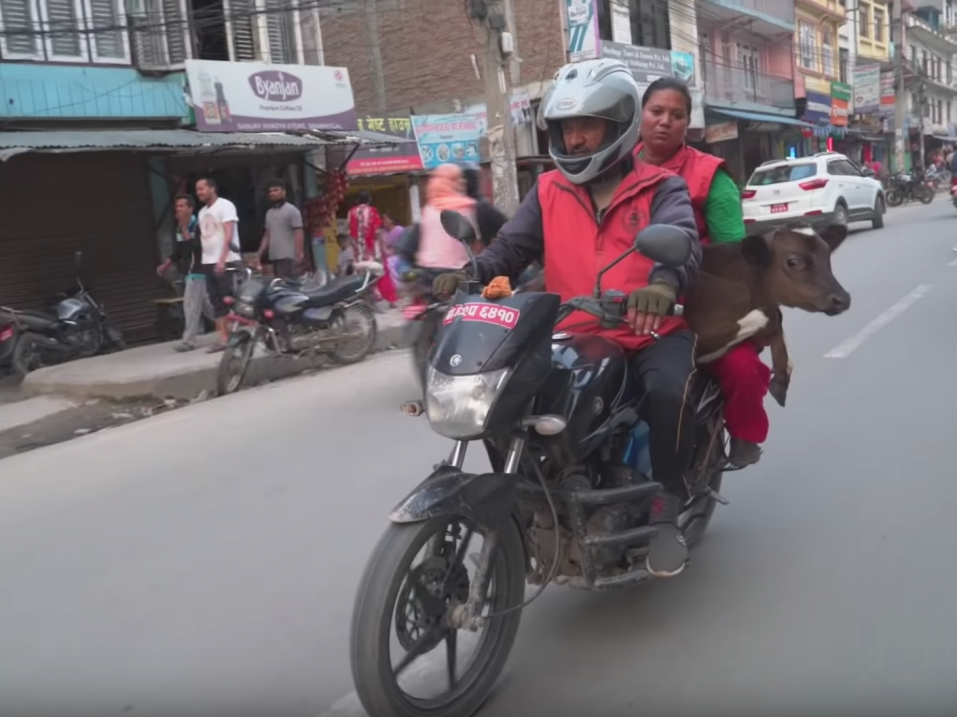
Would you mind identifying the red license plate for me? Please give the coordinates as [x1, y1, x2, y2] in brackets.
[770, 203, 789, 214]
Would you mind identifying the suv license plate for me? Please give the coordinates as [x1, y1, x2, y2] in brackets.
[770, 203, 788, 213]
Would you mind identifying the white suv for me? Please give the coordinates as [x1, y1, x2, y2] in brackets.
[741, 152, 886, 233]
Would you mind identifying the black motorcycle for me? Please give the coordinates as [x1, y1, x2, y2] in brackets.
[216, 262, 382, 395]
[348, 212, 728, 717]
[2, 251, 126, 377]
[885, 170, 934, 206]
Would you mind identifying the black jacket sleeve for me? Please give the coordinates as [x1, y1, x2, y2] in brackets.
[473, 182, 544, 284]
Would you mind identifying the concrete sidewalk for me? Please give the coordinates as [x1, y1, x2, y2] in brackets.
[22, 309, 410, 401]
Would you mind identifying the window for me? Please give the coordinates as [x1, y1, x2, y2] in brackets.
[938, 99, 943, 123]
[0, 0, 42, 58]
[629, 0, 671, 50]
[822, 30, 834, 77]
[263, 0, 298, 64]
[839, 47, 849, 83]
[40, 0, 85, 60]
[874, 11, 883, 42]
[948, 101, 952, 123]
[860, 6, 870, 38]
[799, 21, 816, 70]
[749, 163, 818, 185]
[737, 43, 759, 91]
[85, 0, 127, 61]
[129, 0, 189, 69]
[922, 50, 929, 75]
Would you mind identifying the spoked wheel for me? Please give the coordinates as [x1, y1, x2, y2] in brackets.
[12, 332, 52, 377]
[350, 517, 525, 717]
[216, 338, 255, 396]
[885, 189, 903, 207]
[331, 303, 377, 365]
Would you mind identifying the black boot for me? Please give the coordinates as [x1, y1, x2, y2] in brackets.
[646, 491, 688, 578]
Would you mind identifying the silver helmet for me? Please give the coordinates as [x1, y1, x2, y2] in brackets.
[539, 59, 640, 185]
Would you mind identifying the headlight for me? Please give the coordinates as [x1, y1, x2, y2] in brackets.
[425, 366, 510, 439]
[234, 301, 256, 318]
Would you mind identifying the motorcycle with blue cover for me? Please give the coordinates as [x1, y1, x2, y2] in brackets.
[349, 212, 729, 717]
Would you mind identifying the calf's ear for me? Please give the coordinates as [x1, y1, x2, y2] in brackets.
[819, 223, 848, 253]
[741, 234, 771, 266]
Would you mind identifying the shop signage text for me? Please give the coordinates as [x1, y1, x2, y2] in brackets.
[804, 91, 832, 124]
[705, 121, 738, 144]
[347, 115, 423, 176]
[830, 81, 851, 126]
[411, 114, 482, 170]
[185, 59, 357, 132]
[566, 0, 600, 62]
[853, 64, 881, 114]
[879, 71, 896, 116]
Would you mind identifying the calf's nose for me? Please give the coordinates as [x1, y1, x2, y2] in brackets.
[828, 291, 851, 313]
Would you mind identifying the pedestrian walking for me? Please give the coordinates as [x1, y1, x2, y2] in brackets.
[196, 176, 242, 353]
[156, 194, 215, 352]
[257, 179, 305, 281]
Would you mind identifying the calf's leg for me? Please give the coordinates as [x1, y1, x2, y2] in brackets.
[767, 327, 791, 408]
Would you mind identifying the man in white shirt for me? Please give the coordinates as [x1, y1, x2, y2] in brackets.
[196, 176, 243, 352]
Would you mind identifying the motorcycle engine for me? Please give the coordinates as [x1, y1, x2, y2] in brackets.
[67, 315, 100, 353]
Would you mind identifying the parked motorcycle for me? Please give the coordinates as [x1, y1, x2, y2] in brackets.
[885, 171, 935, 206]
[0, 314, 16, 377]
[3, 252, 126, 377]
[216, 261, 382, 395]
[348, 212, 727, 717]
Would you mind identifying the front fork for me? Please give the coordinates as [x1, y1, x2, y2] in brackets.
[444, 436, 526, 632]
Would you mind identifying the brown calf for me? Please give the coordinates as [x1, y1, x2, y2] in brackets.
[683, 223, 851, 407]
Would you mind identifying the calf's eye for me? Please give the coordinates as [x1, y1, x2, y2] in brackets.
[786, 256, 801, 269]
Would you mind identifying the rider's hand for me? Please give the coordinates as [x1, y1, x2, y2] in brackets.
[626, 282, 676, 336]
[432, 272, 468, 297]
[215, 261, 226, 276]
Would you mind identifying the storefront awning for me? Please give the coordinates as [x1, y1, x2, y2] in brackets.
[708, 108, 815, 128]
[0, 129, 409, 162]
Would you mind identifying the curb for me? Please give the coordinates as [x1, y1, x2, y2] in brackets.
[22, 321, 411, 403]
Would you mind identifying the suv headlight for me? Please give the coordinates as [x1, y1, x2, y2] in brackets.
[425, 366, 510, 439]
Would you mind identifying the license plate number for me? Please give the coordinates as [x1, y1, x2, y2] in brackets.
[770, 203, 789, 214]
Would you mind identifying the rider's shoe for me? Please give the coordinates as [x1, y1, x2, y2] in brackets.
[646, 492, 688, 578]
[729, 437, 762, 467]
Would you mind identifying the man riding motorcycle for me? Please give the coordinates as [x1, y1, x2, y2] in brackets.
[432, 58, 702, 578]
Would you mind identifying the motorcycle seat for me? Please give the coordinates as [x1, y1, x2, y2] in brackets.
[299, 274, 369, 307]
[7, 309, 57, 330]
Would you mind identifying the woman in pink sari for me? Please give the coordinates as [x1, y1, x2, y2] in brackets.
[417, 163, 477, 271]
[348, 190, 398, 305]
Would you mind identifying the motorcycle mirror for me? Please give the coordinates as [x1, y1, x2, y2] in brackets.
[439, 210, 477, 245]
[74, 251, 83, 267]
[862, 167, 876, 178]
[633, 224, 692, 268]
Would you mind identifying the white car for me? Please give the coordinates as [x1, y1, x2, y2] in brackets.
[741, 152, 886, 233]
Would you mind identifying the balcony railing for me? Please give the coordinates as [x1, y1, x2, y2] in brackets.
[705, 0, 795, 23]
[702, 60, 795, 110]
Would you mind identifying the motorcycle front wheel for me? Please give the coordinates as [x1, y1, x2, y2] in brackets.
[216, 336, 255, 395]
[412, 309, 443, 389]
[350, 516, 525, 717]
[919, 186, 935, 204]
[885, 189, 903, 207]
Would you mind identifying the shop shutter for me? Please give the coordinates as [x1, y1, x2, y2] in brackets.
[0, 153, 162, 344]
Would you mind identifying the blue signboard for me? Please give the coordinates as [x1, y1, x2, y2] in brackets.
[804, 91, 832, 124]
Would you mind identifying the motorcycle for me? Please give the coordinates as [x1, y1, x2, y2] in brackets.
[0, 314, 16, 377]
[349, 211, 728, 717]
[216, 261, 382, 395]
[885, 171, 935, 206]
[3, 251, 126, 377]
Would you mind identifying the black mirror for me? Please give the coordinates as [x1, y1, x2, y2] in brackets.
[634, 224, 692, 268]
[75, 251, 83, 267]
[440, 210, 477, 245]
[862, 167, 876, 178]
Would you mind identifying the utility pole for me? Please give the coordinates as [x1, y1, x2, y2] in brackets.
[470, 0, 521, 216]
[365, 0, 387, 111]
[917, 82, 927, 169]
[893, 0, 907, 173]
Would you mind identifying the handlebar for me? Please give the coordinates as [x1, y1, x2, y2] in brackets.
[557, 294, 684, 331]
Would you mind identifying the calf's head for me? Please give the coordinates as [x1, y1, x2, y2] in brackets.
[741, 224, 851, 316]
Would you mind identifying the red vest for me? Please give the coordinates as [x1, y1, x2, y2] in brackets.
[538, 162, 689, 352]
[635, 143, 727, 245]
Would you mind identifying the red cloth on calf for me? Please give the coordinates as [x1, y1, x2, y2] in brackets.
[704, 340, 771, 444]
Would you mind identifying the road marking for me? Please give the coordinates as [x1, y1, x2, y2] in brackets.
[824, 284, 932, 359]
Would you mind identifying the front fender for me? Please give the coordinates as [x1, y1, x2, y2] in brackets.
[389, 465, 517, 526]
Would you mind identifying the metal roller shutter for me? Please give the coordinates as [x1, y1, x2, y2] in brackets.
[0, 152, 161, 343]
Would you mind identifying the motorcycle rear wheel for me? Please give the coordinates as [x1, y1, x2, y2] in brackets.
[350, 517, 525, 717]
[885, 189, 903, 207]
[330, 303, 377, 365]
[919, 187, 935, 204]
[216, 338, 255, 396]
[12, 332, 50, 377]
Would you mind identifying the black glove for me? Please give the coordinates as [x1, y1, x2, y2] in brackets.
[626, 282, 676, 335]
[432, 271, 468, 297]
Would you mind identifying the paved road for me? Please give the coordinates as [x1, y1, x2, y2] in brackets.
[2, 201, 957, 717]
